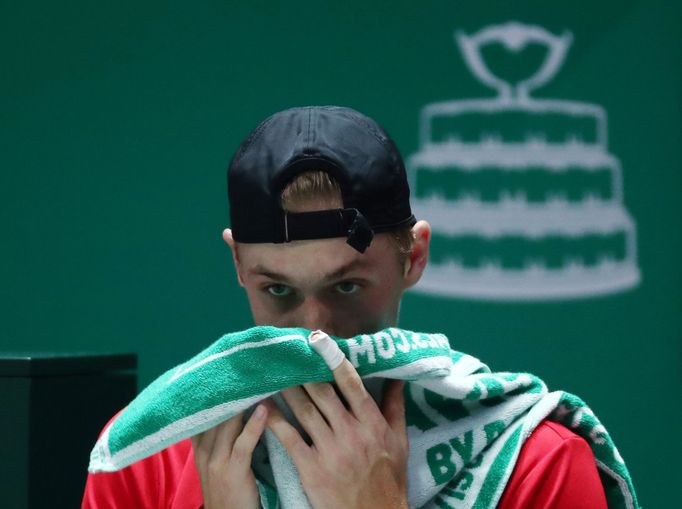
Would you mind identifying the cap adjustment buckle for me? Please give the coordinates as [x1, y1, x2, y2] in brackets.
[345, 210, 374, 253]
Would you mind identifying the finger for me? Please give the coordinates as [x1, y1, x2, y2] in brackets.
[211, 412, 246, 459]
[281, 386, 333, 445]
[381, 380, 406, 436]
[263, 398, 314, 464]
[190, 434, 203, 466]
[200, 426, 219, 452]
[330, 359, 378, 420]
[191, 430, 203, 450]
[191, 426, 218, 467]
[230, 404, 268, 470]
[308, 330, 376, 420]
[302, 381, 351, 431]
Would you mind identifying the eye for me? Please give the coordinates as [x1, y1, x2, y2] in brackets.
[334, 281, 360, 295]
[266, 284, 294, 297]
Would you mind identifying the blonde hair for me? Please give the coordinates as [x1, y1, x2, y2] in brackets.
[280, 171, 414, 261]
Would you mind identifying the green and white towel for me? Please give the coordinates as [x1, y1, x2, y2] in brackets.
[88, 326, 639, 509]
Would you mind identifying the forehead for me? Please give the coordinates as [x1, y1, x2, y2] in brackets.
[236, 234, 396, 282]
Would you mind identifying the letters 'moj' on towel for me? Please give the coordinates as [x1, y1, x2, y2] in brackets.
[343, 328, 450, 367]
[87, 326, 638, 509]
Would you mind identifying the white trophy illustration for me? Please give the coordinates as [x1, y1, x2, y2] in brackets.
[409, 21, 640, 300]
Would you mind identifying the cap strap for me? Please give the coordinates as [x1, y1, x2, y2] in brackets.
[284, 208, 374, 253]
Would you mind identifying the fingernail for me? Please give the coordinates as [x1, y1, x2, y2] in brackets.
[254, 405, 266, 419]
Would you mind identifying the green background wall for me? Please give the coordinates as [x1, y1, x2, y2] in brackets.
[1, 1, 679, 506]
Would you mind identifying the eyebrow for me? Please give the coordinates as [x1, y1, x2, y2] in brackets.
[249, 258, 368, 283]
[249, 266, 292, 283]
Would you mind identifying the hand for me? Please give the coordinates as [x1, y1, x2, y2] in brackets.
[191, 405, 268, 509]
[264, 360, 409, 509]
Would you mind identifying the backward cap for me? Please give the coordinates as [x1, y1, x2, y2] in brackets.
[228, 106, 415, 244]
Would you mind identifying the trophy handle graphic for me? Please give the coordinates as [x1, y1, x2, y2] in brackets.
[456, 21, 573, 101]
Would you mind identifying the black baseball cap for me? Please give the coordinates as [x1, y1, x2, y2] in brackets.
[227, 106, 416, 253]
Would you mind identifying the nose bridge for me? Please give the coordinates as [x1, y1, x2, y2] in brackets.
[299, 296, 334, 332]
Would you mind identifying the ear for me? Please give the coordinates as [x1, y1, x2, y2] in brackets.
[403, 220, 431, 289]
[222, 228, 245, 287]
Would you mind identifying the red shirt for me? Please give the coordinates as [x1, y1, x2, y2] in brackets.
[82, 420, 607, 508]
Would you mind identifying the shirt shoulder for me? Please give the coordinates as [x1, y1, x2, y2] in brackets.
[81, 412, 202, 509]
[497, 420, 608, 509]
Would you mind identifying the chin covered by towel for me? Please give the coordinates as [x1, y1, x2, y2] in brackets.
[88, 326, 638, 509]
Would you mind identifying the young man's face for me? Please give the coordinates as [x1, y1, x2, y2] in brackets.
[225, 224, 429, 338]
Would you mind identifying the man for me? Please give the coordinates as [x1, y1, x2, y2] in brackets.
[83, 106, 608, 508]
